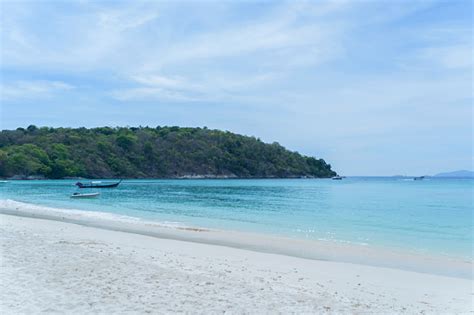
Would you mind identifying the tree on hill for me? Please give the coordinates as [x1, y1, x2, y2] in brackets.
[0, 126, 337, 179]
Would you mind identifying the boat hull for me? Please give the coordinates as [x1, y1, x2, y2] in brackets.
[70, 193, 100, 198]
[76, 180, 122, 188]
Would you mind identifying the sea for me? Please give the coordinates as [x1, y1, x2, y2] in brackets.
[1, 177, 472, 259]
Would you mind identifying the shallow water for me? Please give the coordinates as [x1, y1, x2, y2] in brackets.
[1, 177, 472, 259]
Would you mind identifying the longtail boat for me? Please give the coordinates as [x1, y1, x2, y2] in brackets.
[75, 179, 122, 188]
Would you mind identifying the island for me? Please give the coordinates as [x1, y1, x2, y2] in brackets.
[0, 125, 336, 179]
[434, 170, 474, 178]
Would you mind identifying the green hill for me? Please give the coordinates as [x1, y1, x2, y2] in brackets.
[0, 125, 336, 179]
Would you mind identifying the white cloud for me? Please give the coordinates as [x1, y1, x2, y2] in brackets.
[97, 9, 158, 32]
[140, 10, 344, 73]
[0, 2, 160, 70]
[130, 74, 192, 89]
[111, 71, 281, 103]
[420, 44, 472, 69]
[111, 74, 204, 102]
[111, 87, 196, 102]
[0, 80, 74, 100]
[397, 24, 473, 71]
[1, 1, 347, 73]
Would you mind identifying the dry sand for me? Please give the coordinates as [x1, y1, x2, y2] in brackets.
[1, 212, 472, 314]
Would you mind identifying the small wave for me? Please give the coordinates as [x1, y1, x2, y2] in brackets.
[0, 199, 193, 231]
[316, 237, 369, 246]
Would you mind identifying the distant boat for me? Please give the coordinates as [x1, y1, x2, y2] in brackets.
[332, 176, 343, 180]
[70, 192, 100, 198]
[413, 176, 425, 181]
[0, 180, 8, 183]
[76, 179, 122, 188]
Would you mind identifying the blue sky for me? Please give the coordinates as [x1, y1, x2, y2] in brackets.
[0, 0, 472, 175]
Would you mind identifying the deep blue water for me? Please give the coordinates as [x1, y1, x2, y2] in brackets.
[1, 177, 472, 258]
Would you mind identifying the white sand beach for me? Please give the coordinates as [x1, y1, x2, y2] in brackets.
[0, 201, 472, 314]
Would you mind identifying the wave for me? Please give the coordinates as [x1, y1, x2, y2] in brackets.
[0, 199, 191, 230]
[0, 199, 471, 279]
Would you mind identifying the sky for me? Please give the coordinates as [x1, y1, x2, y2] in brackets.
[0, 0, 472, 176]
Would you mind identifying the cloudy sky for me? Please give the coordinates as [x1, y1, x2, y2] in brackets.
[0, 0, 472, 175]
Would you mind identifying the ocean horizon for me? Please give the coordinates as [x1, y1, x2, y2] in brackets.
[1, 177, 472, 260]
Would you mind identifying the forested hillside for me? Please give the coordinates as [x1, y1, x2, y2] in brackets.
[0, 126, 336, 179]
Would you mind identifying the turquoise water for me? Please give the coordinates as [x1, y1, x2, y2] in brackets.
[1, 178, 472, 259]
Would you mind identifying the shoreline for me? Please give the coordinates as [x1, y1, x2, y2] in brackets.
[1, 213, 472, 313]
[0, 199, 471, 279]
[2, 175, 333, 180]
